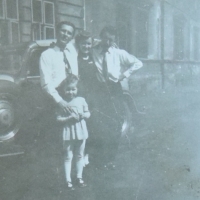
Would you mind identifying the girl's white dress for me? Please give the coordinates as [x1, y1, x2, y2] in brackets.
[57, 97, 89, 141]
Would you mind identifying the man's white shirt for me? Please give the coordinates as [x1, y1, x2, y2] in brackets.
[40, 41, 78, 103]
[92, 46, 143, 83]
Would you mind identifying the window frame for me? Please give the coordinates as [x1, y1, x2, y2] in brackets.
[173, 15, 185, 60]
[44, 1, 55, 26]
[135, 7, 149, 58]
[193, 26, 200, 61]
[32, 23, 42, 40]
[31, 0, 43, 24]
[43, 25, 55, 39]
[10, 21, 20, 44]
[5, 0, 19, 20]
[0, 0, 5, 19]
[31, 0, 55, 40]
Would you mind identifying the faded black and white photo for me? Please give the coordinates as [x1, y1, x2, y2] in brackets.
[1, 0, 200, 200]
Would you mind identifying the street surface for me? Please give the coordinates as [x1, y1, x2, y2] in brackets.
[1, 83, 200, 200]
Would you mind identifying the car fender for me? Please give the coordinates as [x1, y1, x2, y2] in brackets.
[0, 75, 15, 83]
[0, 79, 21, 141]
[0, 79, 20, 95]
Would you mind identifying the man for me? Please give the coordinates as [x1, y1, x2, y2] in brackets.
[91, 26, 143, 169]
[40, 21, 78, 112]
[93, 25, 143, 89]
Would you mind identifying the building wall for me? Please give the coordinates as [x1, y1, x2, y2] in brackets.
[19, 0, 32, 42]
[131, 0, 200, 92]
[0, 0, 85, 44]
[1, 0, 200, 91]
[56, 0, 84, 29]
[85, 0, 117, 38]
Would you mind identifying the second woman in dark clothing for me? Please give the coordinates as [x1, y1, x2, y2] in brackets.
[75, 31, 122, 169]
[75, 31, 98, 104]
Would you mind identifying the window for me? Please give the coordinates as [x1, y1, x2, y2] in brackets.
[44, 26, 55, 39]
[32, 23, 41, 40]
[117, 23, 128, 50]
[0, 0, 5, 18]
[193, 27, 200, 60]
[135, 8, 148, 58]
[6, 0, 18, 20]
[44, 1, 54, 25]
[174, 16, 184, 60]
[32, 0, 42, 23]
[0, 20, 9, 45]
[116, 4, 129, 50]
[0, 0, 19, 44]
[11, 21, 20, 44]
[31, 0, 55, 40]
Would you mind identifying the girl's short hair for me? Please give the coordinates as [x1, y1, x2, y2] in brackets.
[56, 74, 79, 94]
[75, 30, 93, 46]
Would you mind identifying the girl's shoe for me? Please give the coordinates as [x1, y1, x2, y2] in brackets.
[66, 182, 75, 191]
[76, 178, 87, 188]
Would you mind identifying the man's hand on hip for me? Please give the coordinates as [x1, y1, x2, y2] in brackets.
[118, 74, 126, 81]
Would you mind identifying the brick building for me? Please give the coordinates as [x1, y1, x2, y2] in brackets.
[0, 0, 200, 90]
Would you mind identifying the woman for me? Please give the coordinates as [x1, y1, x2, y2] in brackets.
[75, 31, 98, 104]
[75, 31, 122, 170]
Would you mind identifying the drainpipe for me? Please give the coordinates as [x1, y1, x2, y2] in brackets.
[160, 0, 165, 89]
[83, 0, 86, 30]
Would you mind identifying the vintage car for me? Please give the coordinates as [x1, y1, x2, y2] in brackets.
[0, 40, 134, 142]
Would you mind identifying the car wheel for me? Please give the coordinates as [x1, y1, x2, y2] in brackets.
[0, 82, 21, 141]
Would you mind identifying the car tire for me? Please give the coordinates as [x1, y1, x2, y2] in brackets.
[0, 80, 21, 141]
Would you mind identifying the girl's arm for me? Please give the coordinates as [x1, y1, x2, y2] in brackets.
[57, 115, 73, 123]
[56, 105, 80, 123]
[79, 98, 91, 119]
[80, 110, 90, 119]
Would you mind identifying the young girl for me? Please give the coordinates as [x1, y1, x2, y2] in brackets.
[56, 74, 90, 190]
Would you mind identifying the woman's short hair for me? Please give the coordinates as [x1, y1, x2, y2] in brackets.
[75, 30, 93, 46]
[56, 21, 76, 36]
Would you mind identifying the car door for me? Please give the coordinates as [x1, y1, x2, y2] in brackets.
[20, 46, 48, 121]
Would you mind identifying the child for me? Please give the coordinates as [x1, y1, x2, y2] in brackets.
[56, 74, 90, 190]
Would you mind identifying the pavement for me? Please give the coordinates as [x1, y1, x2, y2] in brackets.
[1, 83, 200, 200]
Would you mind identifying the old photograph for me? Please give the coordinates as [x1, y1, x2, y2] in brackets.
[0, 0, 200, 200]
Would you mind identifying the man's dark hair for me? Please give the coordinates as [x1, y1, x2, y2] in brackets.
[75, 30, 93, 46]
[56, 21, 76, 36]
[100, 26, 116, 38]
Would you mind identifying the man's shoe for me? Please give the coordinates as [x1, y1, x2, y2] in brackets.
[76, 178, 87, 187]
